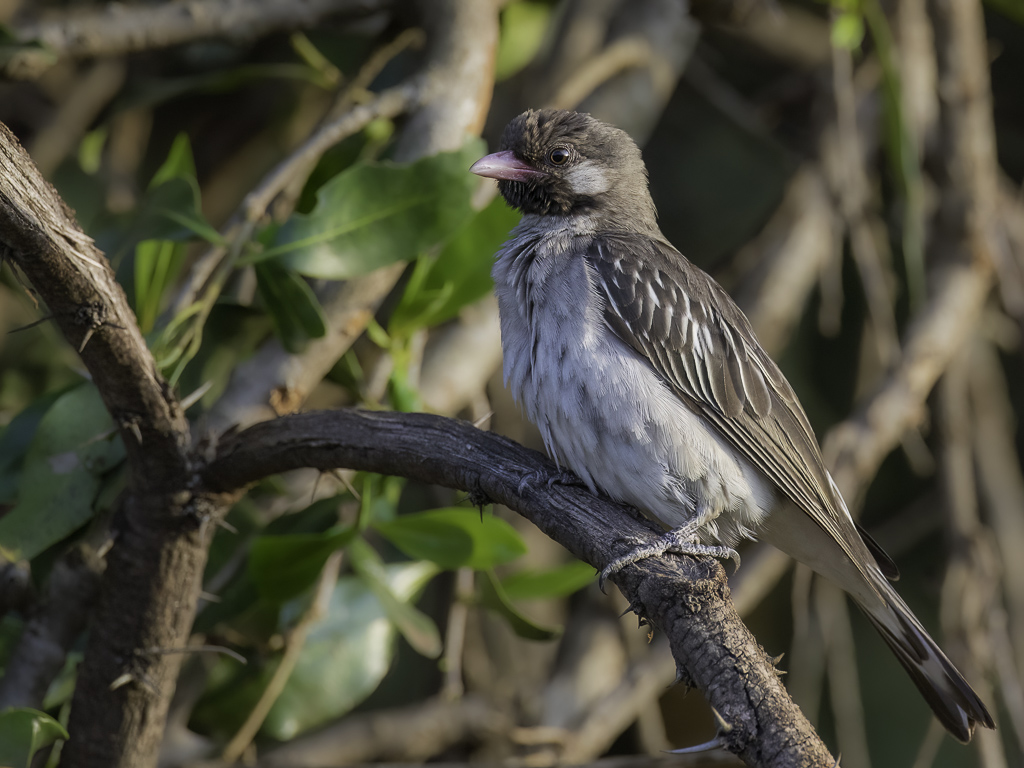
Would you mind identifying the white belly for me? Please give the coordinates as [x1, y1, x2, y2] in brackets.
[494, 238, 774, 547]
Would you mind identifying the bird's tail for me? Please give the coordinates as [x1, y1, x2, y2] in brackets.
[856, 581, 995, 743]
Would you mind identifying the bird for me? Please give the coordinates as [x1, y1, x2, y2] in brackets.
[470, 108, 995, 743]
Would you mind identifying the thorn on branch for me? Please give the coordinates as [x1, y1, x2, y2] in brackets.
[108, 673, 133, 692]
[142, 644, 247, 665]
[78, 326, 96, 353]
[120, 414, 144, 445]
[668, 736, 727, 755]
[7, 314, 56, 334]
[65, 300, 126, 352]
[215, 518, 238, 534]
[711, 706, 734, 734]
[331, 469, 360, 500]
[618, 600, 643, 619]
[673, 664, 692, 694]
[466, 485, 491, 510]
[108, 662, 159, 696]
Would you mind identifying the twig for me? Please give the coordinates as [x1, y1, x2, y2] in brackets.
[27, 58, 127, 178]
[441, 567, 474, 699]
[968, 341, 1024, 732]
[937, 352, 1005, 766]
[827, 45, 900, 367]
[271, 28, 427, 220]
[8, 0, 391, 79]
[418, 295, 504, 415]
[731, 165, 841, 356]
[559, 640, 676, 763]
[171, 80, 421, 320]
[821, 259, 991, 504]
[816, 582, 870, 768]
[221, 551, 342, 762]
[548, 37, 663, 111]
[242, 80, 421, 223]
[256, 693, 509, 767]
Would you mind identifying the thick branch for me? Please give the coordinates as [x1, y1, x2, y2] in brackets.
[203, 409, 834, 767]
[0, 123, 215, 768]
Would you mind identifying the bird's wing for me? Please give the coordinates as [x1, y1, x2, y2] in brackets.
[588, 233, 892, 578]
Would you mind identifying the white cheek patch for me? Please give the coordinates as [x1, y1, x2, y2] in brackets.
[568, 161, 611, 196]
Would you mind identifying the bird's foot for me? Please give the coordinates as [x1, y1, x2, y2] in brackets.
[516, 467, 586, 495]
[598, 526, 740, 591]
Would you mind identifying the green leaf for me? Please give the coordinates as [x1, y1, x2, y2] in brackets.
[0, 708, 68, 768]
[478, 570, 560, 641]
[374, 507, 527, 570]
[831, 11, 865, 50]
[500, 560, 597, 601]
[348, 538, 442, 659]
[389, 196, 520, 336]
[263, 560, 439, 740]
[171, 302, 272, 414]
[150, 133, 197, 187]
[985, 0, 1024, 24]
[0, 390, 67, 505]
[0, 384, 124, 561]
[248, 525, 358, 602]
[255, 261, 328, 352]
[190, 563, 426, 740]
[135, 239, 187, 333]
[78, 127, 107, 175]
[159, 208, 226, 246]
[257, 140, 485, 279]
[496, 2, 551, 81]
[108, 135, 218, 271]
[145, 134, 222, 245]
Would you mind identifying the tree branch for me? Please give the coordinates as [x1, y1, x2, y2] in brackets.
[0, 121, 216, 768]
[202, 409, 835, 767]
[7, 0, 391, 78]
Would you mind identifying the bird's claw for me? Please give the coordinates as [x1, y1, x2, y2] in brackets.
[598, 529, 741, 592]
[517, 467, 585, 496]
[547, 468, 585, 489]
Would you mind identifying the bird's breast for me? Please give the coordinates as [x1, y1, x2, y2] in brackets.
[492, 232, 773, 545]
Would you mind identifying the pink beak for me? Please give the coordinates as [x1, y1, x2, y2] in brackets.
[470, 150, 545, 182]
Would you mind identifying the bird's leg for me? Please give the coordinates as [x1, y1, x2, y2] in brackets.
[599, 516, 740, 590]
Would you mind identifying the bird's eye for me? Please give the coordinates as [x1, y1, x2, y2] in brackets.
[548, 147, 571, 166]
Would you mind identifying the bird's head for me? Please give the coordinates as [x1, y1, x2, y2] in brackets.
[470, 109, 657, 230]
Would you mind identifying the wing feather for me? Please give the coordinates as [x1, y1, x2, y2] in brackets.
[588, 234, 867, 566]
